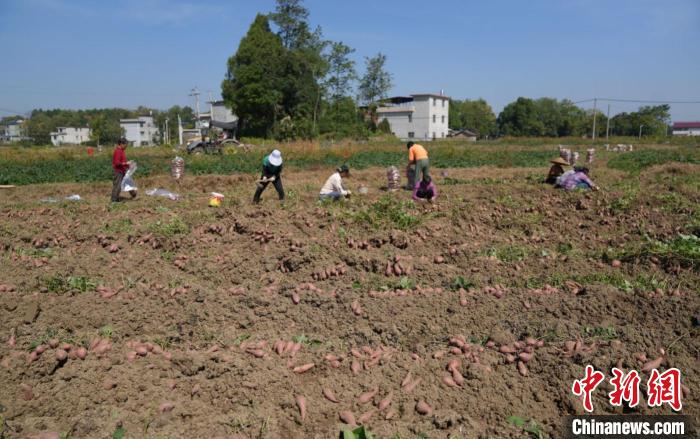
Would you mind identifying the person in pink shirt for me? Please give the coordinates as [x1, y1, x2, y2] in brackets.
[412, 175, 438, 203]
[560, 166, 599, 191]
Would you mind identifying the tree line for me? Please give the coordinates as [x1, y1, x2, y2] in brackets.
[6, 106, 195, 145]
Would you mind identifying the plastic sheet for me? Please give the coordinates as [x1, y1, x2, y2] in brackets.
[145, 188, 180, 201]
[121, 162, 138, 192]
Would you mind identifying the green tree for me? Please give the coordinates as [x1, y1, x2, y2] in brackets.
[498, 97, 544, 136]
[358, 53, 393, 105]
[222, 14, 286, 137]
[450, 98, 497, 138]
[90, 114, 123, 145]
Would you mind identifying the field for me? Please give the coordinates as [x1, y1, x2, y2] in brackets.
[0, 141, 698, 438]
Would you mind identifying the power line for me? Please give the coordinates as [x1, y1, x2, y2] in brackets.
[576, 98, 700, 104]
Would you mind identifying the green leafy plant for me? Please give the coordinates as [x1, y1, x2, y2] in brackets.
[148, 217, 189, 237]
[341, 426, 376, 439]
[113, 426, 126, 439]
[67, 276, 98, 293]
[507, 415, 544, 439]
[584, 326, 619, 340]
[451, 276, 475, 291]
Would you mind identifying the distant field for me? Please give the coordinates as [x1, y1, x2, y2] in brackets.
[0, 137, 698, 185]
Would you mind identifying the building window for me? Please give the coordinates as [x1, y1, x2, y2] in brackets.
[433, 115, 436, 123]
[433, 98, 436, 107]
[408, 114, 412, 123]
[441, 115, 445, 123]
[408, 132, 415, 138]
[432, 132, 436, 140]
[442, 99, 445, 108]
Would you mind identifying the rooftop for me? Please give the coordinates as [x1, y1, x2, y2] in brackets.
[672, 121, 700, 129]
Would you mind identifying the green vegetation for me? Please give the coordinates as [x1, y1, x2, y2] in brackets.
[482, 245, 528, 262]
[351, 196, 422, 230]
[608, 148, 700, 172]
[147, 217, 189, 237]
[43, 275, 99, 294]
[583, 326, 619, 340]
[611, 233, 700, 270]
[451, 276, 475, 291]
[507, 415, 545, 439]
[342, 426, 376, 439]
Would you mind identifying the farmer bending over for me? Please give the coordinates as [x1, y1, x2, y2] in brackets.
[560, 166, 599, 191]
[412, 175, 438, 203]
[407, 141, 429, 189]
[111, 137, 136, 202]
[545, 157, 570, 185]
[253, 149, 285, 203]
[319, 164, 351, 201]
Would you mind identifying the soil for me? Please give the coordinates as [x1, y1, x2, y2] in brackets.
[0, 163, 698, 438]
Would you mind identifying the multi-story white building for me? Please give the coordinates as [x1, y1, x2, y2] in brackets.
[377, 93, 450, 141]
[1, 119, 27, 143]
[50, 127, 91, 146]
[120, 116, 159, 146]
[672, 121, 700, 136]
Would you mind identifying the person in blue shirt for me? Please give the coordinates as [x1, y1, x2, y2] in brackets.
[253, 149, 285, 203]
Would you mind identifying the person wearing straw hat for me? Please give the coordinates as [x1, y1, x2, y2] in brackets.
[545, 157, 570, 185]
[253, 149, 285, 203]
[319, 164, 352, 201]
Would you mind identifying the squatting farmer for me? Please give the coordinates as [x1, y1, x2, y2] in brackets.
[319, 164, 352, 201]
[111, 137, 135, 202]
[253, 149, 285, 203]
[545, 157, 570, 185]
[407, 141, 429, 189]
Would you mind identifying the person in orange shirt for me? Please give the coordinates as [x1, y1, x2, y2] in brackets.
[407, 141, 429, 188]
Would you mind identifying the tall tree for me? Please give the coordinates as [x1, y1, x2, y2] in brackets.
[497, 97, 544, 136]
[323, 42, 356, 101]
[270, 0, 311, 50]
[222, 14, 286, 138]
[450, 98, 497, 137]
[358, 53, 393, 105]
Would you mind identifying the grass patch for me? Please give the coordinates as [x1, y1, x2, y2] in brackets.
[42, 274, 99, 294]
[607, 148, 700, 173]
[351, 196, 423, 230]
[147, 217, 189, 237]
[481, 245, 528, 262]
[610, 234, 700, 270]
[507, 415, 544, 439]
[583, 326, 619, 340]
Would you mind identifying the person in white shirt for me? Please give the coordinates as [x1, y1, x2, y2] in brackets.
[319, 165, 351, 201]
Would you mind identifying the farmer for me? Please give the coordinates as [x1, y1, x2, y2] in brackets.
[253, 149, 285, 203]
[412, 175, 438, 203]
[559, 166, 599, 191]
[319, 164, 351, 201]
[407, 141, 429, 189]
[111, 137, 136, 202]
[545, 157, 570, 184]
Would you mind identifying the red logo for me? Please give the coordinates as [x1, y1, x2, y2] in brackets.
[572, 365, 605, 412]
[608, 368, 641, 408]
[647, 368, 683, 411]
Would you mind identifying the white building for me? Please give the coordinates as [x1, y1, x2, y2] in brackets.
[672, 121, 700, 136]
[377, 93, 450, 141]
[1, 119, 27, 143]
[120, 116, 159, 146]
[50, 127, 91, 146]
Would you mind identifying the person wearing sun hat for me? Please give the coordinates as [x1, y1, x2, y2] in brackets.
[545, 156, 570, 184]
[253, 149, 285, 203]
[319, 164, 351, 201]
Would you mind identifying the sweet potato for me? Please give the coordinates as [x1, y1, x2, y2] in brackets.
[403, 378, 421, 393]
[384, 409, 397, 420]
[159, 402, 175, 413]
[452, 369, 465, 386]
[446, 358, 461, 372]
[20, 383, 33, 400]
[351, 359, 361, 375]
[358, 409, 376, 424]
[517, 361, 529, 376]
[499, 345, 516, 354]
[292, 292, 300, 304]
[35, 344, 47, 354]
[136, 345, 148, 356]
[518, 352, 533, 363]
[293, 363, 315, 373]
[378, 392, 393, 411]
[55, 349, 68, 362]
[323, 388, 339, 403]
[48, 339, 59, 349]
[357, 388, 377, 404]
[642, 356, 664, 373]
[339, 410, 356, 425]
[442, 374, 458, 387]
[103, 379, 117, 390]
[295, 395, 307, 420]
[415, 400, 433, 415]
[401, 371, 413, 387]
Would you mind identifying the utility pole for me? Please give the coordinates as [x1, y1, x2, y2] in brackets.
[591, 98, 597, 141]
[605, 104, 611, 140]
[165, 118, 169, 144]
[639, 124, 644, 139]
[189, 87, 201, 126]
[178, 115, 183, 145]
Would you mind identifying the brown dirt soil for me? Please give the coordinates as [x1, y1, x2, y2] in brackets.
[0, 164, 698, 438]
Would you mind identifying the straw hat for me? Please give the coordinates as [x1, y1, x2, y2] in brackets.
[550, 157, 570, 166]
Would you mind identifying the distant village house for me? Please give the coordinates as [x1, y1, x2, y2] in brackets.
[50, 127, 91, 146]
[447, 128, 478, 141]
[120, 116, 159, 146]
[377, 93, 449, 141]
[1, 119, 27, 143]
[672, 121, 700, 136]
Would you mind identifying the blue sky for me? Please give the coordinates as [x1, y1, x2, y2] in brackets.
[1, 0, 699, 120]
